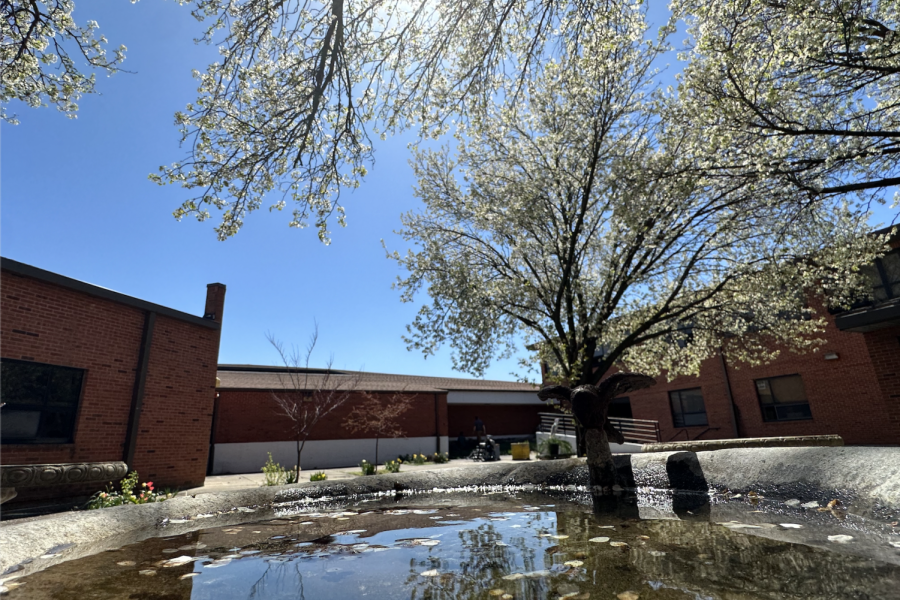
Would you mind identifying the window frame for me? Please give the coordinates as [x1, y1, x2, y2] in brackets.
[1, 358, 86, 445]
[754, 374, 812, 423]
[668, 387, 708, 428]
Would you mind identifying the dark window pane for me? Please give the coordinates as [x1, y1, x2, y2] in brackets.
[775, 404, 812, 421]
[46, 368, 84, 407]
[670, 388, 707, 428]
[755, 379, 775, 405]
[756, 375, 812, 422]
[770, 376, 807, 405]
[682, 412, 708, 427]
[1, 361, 48, 406]
[1, 359, 83, 444]
[608, 397, 632, 419]
[679, 389, 706, 414]
[0, 409, 42, 439]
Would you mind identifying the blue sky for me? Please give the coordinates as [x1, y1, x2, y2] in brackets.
[3, 3, 895, 382]
[1, 1, 536, 380]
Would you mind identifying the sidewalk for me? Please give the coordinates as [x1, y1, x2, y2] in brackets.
[181, 452, 544, 496]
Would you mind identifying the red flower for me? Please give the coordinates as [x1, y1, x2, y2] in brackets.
[146, 481, 154, 490]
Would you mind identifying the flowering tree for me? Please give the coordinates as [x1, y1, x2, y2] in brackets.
[268, 326, 361, 478]
[1, 0, 129, 124]
[342, 390, 414, 470]
[5, 0, 897, 239]
[671, 0, 900, 221]
[389, 2, 885, 391]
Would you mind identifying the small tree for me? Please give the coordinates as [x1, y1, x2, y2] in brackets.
[342, 390, 415, 471]
[268, 325, 361, 479]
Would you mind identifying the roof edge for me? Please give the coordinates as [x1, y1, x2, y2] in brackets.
[1, 257, 220, 330]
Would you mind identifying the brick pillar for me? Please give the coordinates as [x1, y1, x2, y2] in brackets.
[204, 283, 227, 323]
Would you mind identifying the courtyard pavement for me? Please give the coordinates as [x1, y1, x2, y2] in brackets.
[181, 452, 543, 496]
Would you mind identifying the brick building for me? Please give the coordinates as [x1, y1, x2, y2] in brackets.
[212, 366, 541, 473]
[596, 242, 900, 445]
[1, 258, 225, 503]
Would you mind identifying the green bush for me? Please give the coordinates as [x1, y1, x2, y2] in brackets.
[359, 459, 376, 475]
[537, 437, 574, 456]
[309, 471, 327, 482]
[86, 471, 173, 509]
[285, 466, 299, 484]
[432, 452, 450, 464]
[384, 459, 401, 473]
[262, 452, 287, 486]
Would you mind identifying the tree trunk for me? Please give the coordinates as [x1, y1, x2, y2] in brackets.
[297, 439, 304, 477]
[584, 427, 617, 498]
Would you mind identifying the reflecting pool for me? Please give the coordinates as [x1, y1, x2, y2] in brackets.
[3, 493, 899, 600]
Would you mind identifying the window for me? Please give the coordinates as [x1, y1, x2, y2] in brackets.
[669, 388, 708, 427]
[755, 375, 812, 422]
[1, 359, 84, 444]
[608, 396, 633, 419]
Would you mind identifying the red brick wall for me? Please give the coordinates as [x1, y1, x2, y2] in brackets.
[447, 404, 547, 438]
[213, 390, 448, 444]
[129, 315, 221, 487]
[626, 308, 898, 445]
[1, 268, 222, 497]
[863, 326, 900, 440]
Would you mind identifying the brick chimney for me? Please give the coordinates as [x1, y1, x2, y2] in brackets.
[204, 283, 226, 323]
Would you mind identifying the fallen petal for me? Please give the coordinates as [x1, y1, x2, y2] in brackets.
[827, 535, 854, 543]
[163, 556, 195, 567]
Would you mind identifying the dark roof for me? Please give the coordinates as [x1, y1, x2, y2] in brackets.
[834, 298, 900, 332]
[217, 364, 537, 393]
[1, 257, 221, 330]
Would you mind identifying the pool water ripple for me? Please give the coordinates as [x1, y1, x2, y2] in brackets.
[3, 494, 899, 600]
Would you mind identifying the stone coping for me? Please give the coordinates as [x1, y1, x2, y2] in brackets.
[641, 434, 844, 453]
[0, 462, 128, 489]
[1, 446, 898, 577]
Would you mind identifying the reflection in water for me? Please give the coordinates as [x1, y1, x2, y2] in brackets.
[6, 500, 900, 600]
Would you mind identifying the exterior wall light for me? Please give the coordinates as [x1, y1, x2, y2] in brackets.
[824, 353, 839, 361]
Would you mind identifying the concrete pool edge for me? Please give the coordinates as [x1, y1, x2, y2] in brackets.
[2, 446, 898, 575]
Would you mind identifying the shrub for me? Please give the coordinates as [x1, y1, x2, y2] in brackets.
[359, 459, 376, 475]
[537, 437, 574, 456]
[87, 471, 173, 509]
[309, 471, 327, 482]
[432, 452, 449, 464]
[384, 459, 401, 473]
[412, 453, 427, 465]
[262, 452, 287, 486]
[285, 467, 299, 484]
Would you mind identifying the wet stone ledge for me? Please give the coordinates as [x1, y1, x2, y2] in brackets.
[2, 446, 899, 577]
[641, 434, 844, 453]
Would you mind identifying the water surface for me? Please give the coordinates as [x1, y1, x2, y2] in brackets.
[4, 494, 899, 600]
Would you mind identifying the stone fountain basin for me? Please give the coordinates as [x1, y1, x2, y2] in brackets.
[1, 446, 898, 578]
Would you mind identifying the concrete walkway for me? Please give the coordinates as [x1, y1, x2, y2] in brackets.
[181, 453, 545, 496]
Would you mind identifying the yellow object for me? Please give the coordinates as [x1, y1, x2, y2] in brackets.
[511, 442, 531, 460]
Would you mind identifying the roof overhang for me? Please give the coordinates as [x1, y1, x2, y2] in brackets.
[834, 301, 900, 333]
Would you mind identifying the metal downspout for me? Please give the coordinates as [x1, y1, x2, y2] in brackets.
[719, 351, 740, 438]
